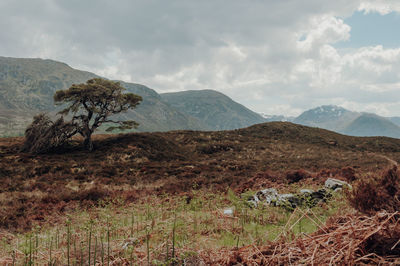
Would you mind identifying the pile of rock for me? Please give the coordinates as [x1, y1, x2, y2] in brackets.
[247, 178, 350, 210]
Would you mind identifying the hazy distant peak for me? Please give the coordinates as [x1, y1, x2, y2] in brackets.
[308, 105, 350, 117]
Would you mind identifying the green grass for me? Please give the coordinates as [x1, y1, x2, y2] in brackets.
[0, 189, 349, 265]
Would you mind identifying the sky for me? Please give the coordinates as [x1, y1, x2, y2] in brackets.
[1, 0, 400, 117]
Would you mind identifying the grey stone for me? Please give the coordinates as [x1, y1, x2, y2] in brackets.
[223, 207, 234, 216]
[300, 189, 314, 194]
[311, 189, 329, 200]
[256, 188, 278, 204]
[276, 193, 295, 205]
[247, 195, 260, 207]
[325, 178, 350, 190]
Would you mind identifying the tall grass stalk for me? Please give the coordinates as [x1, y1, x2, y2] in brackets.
[101, 236, 104, 265]
[66, 220, 71, 266]
[80, 241, 83, 266]
[88, 221, 92, 266]
[49, 236, 52, 266]
[107, 218, 110, 266]
[146, 227, 150, 266]
[74, 235, 77, 265]
[12, 250, 15, 266]
[93, 236, 97, 265]
[172, 212, 177, 262]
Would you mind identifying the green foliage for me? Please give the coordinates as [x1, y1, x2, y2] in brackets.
[54, 78, 142, 150]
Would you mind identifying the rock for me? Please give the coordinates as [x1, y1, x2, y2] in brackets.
[256, 188, 278, 204]
[276, 193, 299, 208]
[223, 207, 234, 216]
[310, 189, 332, 206]
[325, 178, 351, 190]
[300, 189, 314, 194]
[247, 195, 259, 207]
[311, 189, 329, 200]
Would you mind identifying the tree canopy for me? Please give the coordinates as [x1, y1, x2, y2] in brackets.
[53, 78, 142, 150]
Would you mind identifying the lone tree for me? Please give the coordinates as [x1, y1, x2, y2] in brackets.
[53, 78, 142, 150]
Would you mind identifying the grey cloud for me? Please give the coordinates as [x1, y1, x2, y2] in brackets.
[2, 0, 400, 117]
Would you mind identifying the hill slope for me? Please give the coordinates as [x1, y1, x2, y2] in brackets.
[293, 105, 359, 132]
[161, 90, 266, 130]
[342, 113, 400, 138]
[292, 105, 400, 138]
[0, 57, 208, 135]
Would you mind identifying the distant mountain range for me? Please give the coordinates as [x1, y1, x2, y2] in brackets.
[0, 56, 264, 136]
[264, 105, 400, 138]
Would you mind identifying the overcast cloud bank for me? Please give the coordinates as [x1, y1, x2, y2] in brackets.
[1, 0, 400, 116]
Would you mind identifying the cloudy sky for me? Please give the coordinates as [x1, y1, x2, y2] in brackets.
[1, 0, 400, 116]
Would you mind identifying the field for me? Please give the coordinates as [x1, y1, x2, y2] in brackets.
[0, 122, 399, 264]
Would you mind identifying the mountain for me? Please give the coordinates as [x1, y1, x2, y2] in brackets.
[260, 113, 295, 122]
[161, 90, 266, 130]
[116, 82, 209, 132]
[342, 113, 400, 138]
[387, 117, 400, 127]
[293, 105, 359, 132]
[0, 56, 208, 136]
[0, 57, 98, 136]
[292, 105, 400, 138]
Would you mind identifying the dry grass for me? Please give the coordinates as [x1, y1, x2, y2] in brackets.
[199, 211, 400, 265]
[348, 165, 400, 214]
[0, 190, 349, 265]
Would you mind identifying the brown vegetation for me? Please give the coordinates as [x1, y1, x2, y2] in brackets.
[1, 122, 400, 264]
[1, 122, 400, 232]
[21, 114, 76, 154]
[348, 165, 400, 214]
[199, 211, 400, 265]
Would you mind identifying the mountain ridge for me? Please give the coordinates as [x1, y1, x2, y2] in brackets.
[264, 105, 400, 138]
[161, 90, 266, 130]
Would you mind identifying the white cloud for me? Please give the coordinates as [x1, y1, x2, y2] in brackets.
[359, 0, 400, 14]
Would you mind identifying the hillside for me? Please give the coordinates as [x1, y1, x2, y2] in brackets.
[289, 105, 400, 138]
[161, 90, 266, 130]
[293, 105, 359, 132]
[0, 57, 208, 135]
[343, 113, 400, 138]
[0, 57, 97, 136]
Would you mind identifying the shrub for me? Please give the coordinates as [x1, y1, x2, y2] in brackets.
[347, 166, 400, 214]
[285, 169, 311, 184]
[21, 114, 76, 154]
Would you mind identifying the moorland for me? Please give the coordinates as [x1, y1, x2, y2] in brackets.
[0, 122, 399, 264]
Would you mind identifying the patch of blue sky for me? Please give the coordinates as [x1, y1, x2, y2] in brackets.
[335, 11, 400, 49]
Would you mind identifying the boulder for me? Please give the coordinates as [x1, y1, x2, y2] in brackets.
[311, 189, 329, 200]
[276, 193, 300, 209]
[247, 195, 259, 207]
[325, 178, 351, 190]
[300, 189, 314, 194]
[256, 188, 278, 204]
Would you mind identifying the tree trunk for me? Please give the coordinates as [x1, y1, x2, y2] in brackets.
[83, 134, 93, 151]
